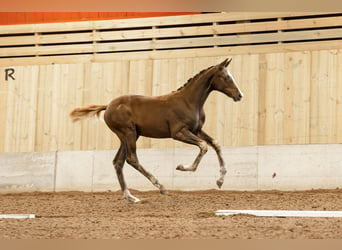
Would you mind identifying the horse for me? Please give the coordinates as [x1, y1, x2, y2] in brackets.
[70, 58, 243, 202]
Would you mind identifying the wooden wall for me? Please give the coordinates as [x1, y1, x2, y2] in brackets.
[1, 50, 342, 152]
[1, 12, 342, 152]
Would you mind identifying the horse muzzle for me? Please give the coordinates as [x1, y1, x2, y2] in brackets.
[233, 93, 243, 102]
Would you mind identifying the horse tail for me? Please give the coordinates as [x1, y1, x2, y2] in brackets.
[69, 104, 107, 122]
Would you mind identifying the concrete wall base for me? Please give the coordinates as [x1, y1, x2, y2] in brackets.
[0, 144, 341, 193]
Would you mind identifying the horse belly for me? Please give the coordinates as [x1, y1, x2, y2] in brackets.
[136, 114, 170, 138]
[111, 95, 171, 138]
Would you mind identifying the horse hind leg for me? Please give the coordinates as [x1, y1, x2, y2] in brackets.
[113, 142, 141, 202]
[125, 134, 168, 195]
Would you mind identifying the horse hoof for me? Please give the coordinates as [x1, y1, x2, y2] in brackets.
[127, 196, 141, 203]
[176, 165, 184, 171]
[160, 189, 169, 195]
[124, 194, 141, 203]
[216, 180, 223, 189]
[177, 164, 190, 171]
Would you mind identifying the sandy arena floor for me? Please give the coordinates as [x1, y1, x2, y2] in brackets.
[0, 189, 342, 239]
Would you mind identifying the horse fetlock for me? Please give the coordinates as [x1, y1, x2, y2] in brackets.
[220, 168, 227, 176]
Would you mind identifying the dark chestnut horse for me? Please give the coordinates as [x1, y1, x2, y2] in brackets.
[70, 58, 243, 202]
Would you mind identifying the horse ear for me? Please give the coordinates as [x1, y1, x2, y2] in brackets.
[219, 58, 229, 68]
[225, 58, 232, 67]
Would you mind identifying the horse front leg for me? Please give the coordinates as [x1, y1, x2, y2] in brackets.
[198, 130, 226, 188]
[172, 128, 208, 172]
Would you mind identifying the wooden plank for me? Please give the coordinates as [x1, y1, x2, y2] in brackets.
[238, 54, 259, 146]
[263, 53, 285, 145]
[0, 21, 93, 35]
[223, 54, 259, 146]
[326, 50, 338, 143]
[0, 67, 9, 151]
[257, 54, 267, 145]
[337, 49, 342, 143]
[92, 62, 114, 150]
[310, 50, 338, 144]
[0, 43, 94, 57]
[227, 55, 242, 146]
[35, 65, 47, 151]
[310, 51, 324, 144]
[0, 32, 93, 46]
[65, 64, 84, 151]
[80, 63, 103, 150]
[1, 40, 342, 67]
[95, 62, 117, 150]
[283, 51, 311, 144]
[26, 66, 39, 152]
[35, 64, 58, 151]
[49, 64, 61, 151]
[3, 67, 18, 152]
[54, 64, 85, 151]
[55, 64, 67, 151]
[6, 67, 23, 151]
[8, 66, 39, 152]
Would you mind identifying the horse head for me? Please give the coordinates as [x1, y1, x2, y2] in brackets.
[210, 58, 243, 102]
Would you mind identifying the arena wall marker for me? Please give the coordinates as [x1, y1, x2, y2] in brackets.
[215, 210, 342, 218]
[0, 214, 35, 219]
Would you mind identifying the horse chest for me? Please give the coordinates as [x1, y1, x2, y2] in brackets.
[185, 111, 204, 133]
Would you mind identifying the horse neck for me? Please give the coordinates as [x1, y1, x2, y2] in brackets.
[179, 68, 215, 109]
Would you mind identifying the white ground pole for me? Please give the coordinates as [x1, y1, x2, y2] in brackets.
[0, 214, 35, 219]
[215, 210, 342, 218]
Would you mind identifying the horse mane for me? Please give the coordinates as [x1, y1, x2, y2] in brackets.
[174, 65, 216, 92]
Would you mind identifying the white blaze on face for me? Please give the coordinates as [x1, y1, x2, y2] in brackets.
[227, 69, 243, 98]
